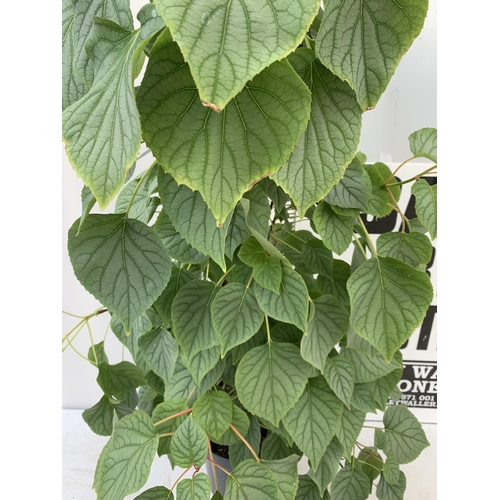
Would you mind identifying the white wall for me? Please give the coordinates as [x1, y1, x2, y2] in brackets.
[62, 0, 437, 408]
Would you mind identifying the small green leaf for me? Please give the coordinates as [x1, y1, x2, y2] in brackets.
[193, 390, 233, 440]
[375, 428, 386, 450]
[225, 204, 251, 260]
[225, 460, 279, 500]
[97, 362, 146, 398]
[377, 471, 407, 500]
[383, 456, 401, 485]
[351, 384, 378, 414]
[411, 180, 437, 240]
[77, 186, 96, 234]
[340, 349, 402, 384]
[376, 232, 433, 268]
[134, 486, 172, 500]
[316, 0, 428, 110]
[138, 328, 179, 382]
[283, 377, 343, 471]
[163, 358, 196, 401]
[170, 415, 208, 468]
[154, 0, 320, 111]
[313, 202, 354, 256]
[176, 474, 211, 500]
[295, 475, 322, 500]
[88, 341, 108, 366]
[213, 404, 250, 447]
[301, 239, 334, 277]
[330, 464, 371, 500]
[82, 396, 114, 436]
[364, 163, 401, 218]
[357, 447, 383, 482]
[382, 405, 430, 464]
[68, 214, 171, 332]
[301, 295, 350, 371]
[347, 257, 433, 361]
[211, 283, 264, 357]
[236, 342, 314, 426]
[152, 399, 188, 456]
[93, 411, 159, 500]
[409, 128, 437, 162]
[184, 345, 222, 386]
[307, 437, 344, 495]
[171, 280, 219, 360]
[323, 356, 355, 408]
[262, 455, 300, 500]
[254, 264, 309, 332]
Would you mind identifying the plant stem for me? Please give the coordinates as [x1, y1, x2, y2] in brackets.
[385, 156, 417, 185]
[153, 408, 192, 427]
[356, 216, 377, 258]
[387, 190, 405, 233]
[352, 235, 368, 261]
[230, 423, 260, 462]
[158, 432, 175, 438]
[387, 165, 437, 187]
[245, 273, 254, 290]
[62, 321, 87, 352]
[166, 466, 193, 499]
[215, 265, 236, 286]
[207, 439, 219, 492]
[265, 314, 272, 343]
[86, 321, 98, 365]
[63, 332, 97, 366]
[206, 457, 232, 477]
[124, 160, 156, 218]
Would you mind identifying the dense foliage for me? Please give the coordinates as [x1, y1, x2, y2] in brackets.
[62, 0, 437, 499]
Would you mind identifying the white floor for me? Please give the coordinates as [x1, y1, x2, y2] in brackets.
[62, 409, 436, 500]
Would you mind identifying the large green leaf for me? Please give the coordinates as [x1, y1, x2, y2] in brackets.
[94, 411, 158, 500]
[176, 474, 211, 500]
[63, 18, 144, 209]
[273, 48, 362, 216]
[381, 405, 430, 464]
[323, 356, 355, 408]
[137, 29, 311, 224]
[409, 128, 437, 162]
[171, 280, 219, 360]
[62, 0, 86, 109]
[340, 349, 402, 384]
[283, 377, 343, 470]
[82, 396, 115, 436]
[301, 295, 350, 371]
[138, 328, 179, 382]
[170, 415, 208, 468]
[225, 460, 279, 500]
[254, 264, 310, 332]
[68, 214, 171, 332]
[97, 362, 146, 398]
[235, 342, 314, 426]
[154, 0, 320, 111]
[262, 456, 300, 500]
[376, 232, 433, 268]
[212, 283, 264, 357]
[347, 257, 433, 361]
[313, 202, 354, 256]
[411, 180, 437, 240]
[316, 0, 428, 110]
[377, 471, 407, 500]
[157, 171, 231, 270]
[329, 464, 371, 500]
[192, 390, 233, 440]
[307, 437, 344, 495]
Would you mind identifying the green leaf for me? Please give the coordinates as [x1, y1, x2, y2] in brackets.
[323, 356, 355, 408]
[271, 323, 303, 346]
[77, 186, 97, 234]
[357, 447, 383, 482]
[170, 415, 208, 468]
[63, 18, 144, 209]
[254, 264, 309, 332]
[376, 232, 433, 268]
[346, 326, 378, 359]
[364, 163, 401, 218]
[283, 377, 343, 470]
[301, 295, 350, 371]
[381, 405, 430, 464]
[336, 406, 366, 456]
[138, 29, 311, 224]
[134, 486, 172, 500]
[177, 474, 211, 500]
[377, 471, 407, 500]
[97, 362, 146, 398]
[316, 0, 428, 110]
[409, 128, 437, 162]
[94, 411, 158, 500]
[273, 49, 362, 216]
[324, 157, 371, 212]
[340, 349, 402, 384]
[371, 368, 403, 410]
[164, 358, 196, 401]
[171, 280, 219, 360]
[230, 415, 262, 467]
[152, 399, 188, 456]
[62, 0, 87, 109]
[236, 342, 314, 426]
[374, 428, 386, 450]
[68, 214, 171, 332]
[262, 455, 300, 500]
[347, 257, 433, 361]
[214, 404, 250, 447]
[261, 432, 301, 461]
[351, 384, 378, 414]
[225, 460, 279, 500]
[154, 0, 320, 111]
[313, 202, 354, 256]
[243, 186, 271, 240]
[211, 283, 264, 357]
[301, 239, 333, 277]
[382, 457, 401, 485]
[185, 345, 222, 386]
[88, 341, 108, 366]
[307, 437, 344, 495]
[138, 328, 179, 382]
[259, 178, 290, 214]
[157, 171, 231, 270]
[82, 396, 114, 436]
[136, 3, 166, 42]
[230, 324, 267, 365]
[192, 390, 233, 440]
[295, 475, 322, 500]
[329, 464, 371, 500]
[411, 180, 437, 240]
[225, 204, 251, 260]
